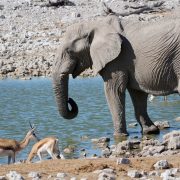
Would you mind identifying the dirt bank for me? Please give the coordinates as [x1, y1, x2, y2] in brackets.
[0, 155, 179, 179]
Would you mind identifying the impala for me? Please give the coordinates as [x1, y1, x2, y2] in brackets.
[0, 125, 39, 164]
[26, 137, 62, 163]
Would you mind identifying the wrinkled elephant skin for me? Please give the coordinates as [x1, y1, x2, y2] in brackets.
[52, 15, 180, 136]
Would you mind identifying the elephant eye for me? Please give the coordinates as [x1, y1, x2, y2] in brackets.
[66, 48, 72, 54]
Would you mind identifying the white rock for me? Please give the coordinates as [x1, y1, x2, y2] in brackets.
[116, 158, 130, 165]
[63, 147, 74, 153]
[6, 171, 24, 180]
[143, 145, 165, 155]
[163, 131, 180, 142]
[0, 176, 6, 180]
[47, 175, 53, 179]
[114, 140, 132, 155]
[127, 170, 141, 178]
[102, 147, 111, 158]
[96, 169, 116, 180]
[163, 131, 180, 150]
[91, 137, 110, 143]
[70, 177, 77, 180]
[154, 121, 170, 129]
[175, 117, 180, 121]
[149, 170, 160, 176]
[161, 168, 180, 178]
[98, 172, 115, 180]
[153, 160, 169, 170]
[128, 122, 138, 127]
[161, 171, 172, 179]
[168, 137, 180, 150]
[101, 168, 114, 174]
[57, 173, 67, 178]
[28, 172, 41, 178]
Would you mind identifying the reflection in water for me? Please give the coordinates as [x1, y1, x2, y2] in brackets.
[0, 77, 179, 163]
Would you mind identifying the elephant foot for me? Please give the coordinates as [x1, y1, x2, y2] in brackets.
[142, 125, 160, 135]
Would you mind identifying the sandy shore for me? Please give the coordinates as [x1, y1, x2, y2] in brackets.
[0, 155, 179, 179]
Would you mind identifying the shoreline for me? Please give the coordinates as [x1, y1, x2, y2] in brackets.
[0, 155, 179, 179]
[0, 130, 180, 179]
[0, 71, 96, 80]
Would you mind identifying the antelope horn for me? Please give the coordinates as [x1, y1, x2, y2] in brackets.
[29, 121, 35, 129]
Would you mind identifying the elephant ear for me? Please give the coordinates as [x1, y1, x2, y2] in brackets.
[90, 24, 122, 75]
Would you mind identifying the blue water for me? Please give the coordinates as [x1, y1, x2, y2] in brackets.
[0, 77, 179, 164]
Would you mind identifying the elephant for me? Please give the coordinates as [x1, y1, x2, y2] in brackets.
[52, 14, 180, 137]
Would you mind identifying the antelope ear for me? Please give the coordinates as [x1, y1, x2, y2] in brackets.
[90, 25, 122, 75]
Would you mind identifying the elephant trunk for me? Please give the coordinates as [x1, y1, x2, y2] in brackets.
[52, 73, 78, 119]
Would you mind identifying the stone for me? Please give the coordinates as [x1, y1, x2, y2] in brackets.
[28, 172, 41, 178]
[0, 60, 4, 68]
[70, 178, 77, 180]
[127, 170, 141, 178]
[175, 117, 180, 121]
[163, 131, 180, 150]
[98, 172, 115, 180]
[6, 171, 24, 180]
[161, 149, 179, 156]
[128, 122, 138, 127]
[153, 160, 170, 170]
[0, 176, 6, 180]
[154, 121, 170, 129]
[161, 170, 172, 179]
[161, 168, 180, 179]
[47, 175, 53, 179]
[101, 146, 112, 158]
[140, 138, 161, 148]
[163, 131, 180, 142]
[149, 170, 160, 176]
[0, 5, 4, 10]
[56, 173, 67, 178]
[116, 158, 130, 165]
[91, 137, 110, 148]
[168, 136, 180, 150]
[91, 137, 110, 143]
[113, 139, 140, 156]
[140, 145, 165, 157]
[98, 169, 116, 180]
[103, 169, 115, 174]
[0, 15, 5, 19]
[141, 171, 148, 176]
[63, 145, 75, 153]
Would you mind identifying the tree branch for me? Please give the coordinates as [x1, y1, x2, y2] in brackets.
[102, 1, 165, 17]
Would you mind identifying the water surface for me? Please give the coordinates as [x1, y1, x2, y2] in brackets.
[0, 77, 179, 163]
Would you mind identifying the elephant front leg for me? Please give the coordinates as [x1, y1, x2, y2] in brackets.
[128, 89, 159, 134]
[104, 82, 128, 137]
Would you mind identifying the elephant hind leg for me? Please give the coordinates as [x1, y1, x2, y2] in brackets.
[128, 89, 159, 134]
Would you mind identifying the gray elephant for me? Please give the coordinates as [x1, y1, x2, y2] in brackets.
[52, 15, 180, 136]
